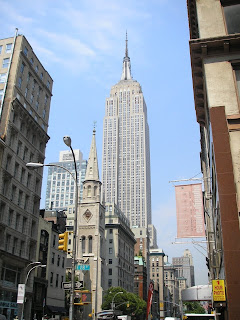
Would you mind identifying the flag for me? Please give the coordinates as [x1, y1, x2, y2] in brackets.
[146, 282, 154, 320]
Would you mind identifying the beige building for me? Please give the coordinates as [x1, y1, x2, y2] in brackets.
[164, 264, 180, 318]
[105, 202, 135, 292]
[149, 249, 165, 319]
[0, 31, 52, 319]
[187, 1, 240, 319]
[102, 34, 152, 230]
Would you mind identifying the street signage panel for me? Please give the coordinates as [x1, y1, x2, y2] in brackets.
[17, 284, 25, 304]
[212, 279, 226, 301]
[76, 264, 90, 271]
[75, 281, 84, 289]
[62, 282, 72, 290]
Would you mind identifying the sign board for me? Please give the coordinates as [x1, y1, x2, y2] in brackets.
[63, 282, 72, 290]
[17, 284, 25, 304]
[63, 281, 84, 290]
[212, 280, 226, 301]
[76, 264, 90, 271]
[175, 184, 205, 238]
[75, 281, 84, 289]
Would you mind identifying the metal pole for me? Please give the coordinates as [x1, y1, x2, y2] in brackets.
[21, 265, 46, 320]
[68, 145, 78, 320]
[111, 292, 123, 311]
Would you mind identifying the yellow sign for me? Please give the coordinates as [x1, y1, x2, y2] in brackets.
[160, 302, 164, 308]
[212, 279, 226, 301]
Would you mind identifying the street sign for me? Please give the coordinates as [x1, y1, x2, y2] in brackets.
[76, 264, 90, 271]
[63, 282, 72, 290]
[17, 284, 25, 304]
[212, 279, 226, 301]
[75, 281, 84, 289]
[63, 281, 84, 290]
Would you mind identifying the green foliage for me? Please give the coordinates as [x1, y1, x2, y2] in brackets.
[183, 301, 205, 314]
[102, 287, 147, 320]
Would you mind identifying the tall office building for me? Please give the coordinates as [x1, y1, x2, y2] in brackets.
[45, 149, 86, 210]
[102, 34, 152, 228]
[0, 31, 53, 318]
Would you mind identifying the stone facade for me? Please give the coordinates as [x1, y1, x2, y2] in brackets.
[187, 1, 240, 318]
[0, 32, 52, 319]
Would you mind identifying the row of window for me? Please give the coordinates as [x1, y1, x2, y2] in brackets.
[0, 43, 12, 54]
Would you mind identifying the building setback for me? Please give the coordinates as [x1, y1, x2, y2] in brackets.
[0, 31, 53, 319]
[187, 1, 240, 319]
[102, 34, 152, 229]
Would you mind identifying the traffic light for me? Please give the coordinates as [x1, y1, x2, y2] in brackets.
[58, 232, 68, 251]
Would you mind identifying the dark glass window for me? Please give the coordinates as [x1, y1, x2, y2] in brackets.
[223, 4, 240, 34]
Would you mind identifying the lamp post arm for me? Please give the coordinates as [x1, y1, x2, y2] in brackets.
[21, 264, 46, 320]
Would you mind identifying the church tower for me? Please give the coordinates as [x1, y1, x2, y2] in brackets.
[77, 128, 106, 317]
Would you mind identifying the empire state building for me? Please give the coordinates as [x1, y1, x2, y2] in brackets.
[102, 35, 152, 228]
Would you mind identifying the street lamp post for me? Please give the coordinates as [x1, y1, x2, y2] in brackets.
[63, 136, 78, 320]
[21, 264, 46, 320]
[111, 292, 123, 310]
[26, 135, 78, 320]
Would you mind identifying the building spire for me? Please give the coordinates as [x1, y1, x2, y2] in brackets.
[84, 128, 99, 182]
[125, 31, 128, 58]
[121, 31, 132, 81]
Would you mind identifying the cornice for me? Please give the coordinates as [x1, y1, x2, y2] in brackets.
[189, 34, 240, 125]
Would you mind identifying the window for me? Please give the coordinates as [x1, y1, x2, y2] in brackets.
[109, 259, 112, 264]
[0, 89, 3, 101]
[0, 45, 2, 54]
[24, 47, 28, 56]
[109, 248, 113, 254]
[82, 236, 86, 253]
[57, 255, 60, 266]
[30, 58, 34, 65]
[50, 272, 53, 285]
[109, 268, 112, 276]
[109, 229, 113, 234]
[35, 65, 38, 73]
[2, 58, 10, 69]
[52, 252, 55, 264]
[20, 62, 25, 73]
[0, 73, 7, 83]
[18, 77, 22, 88]
[6, 43, 12, 53]
[62, 257, 65, 268]
[223, 4, 240, 34]
[47, 80, 50, 89]
[88, 236, 92, 253]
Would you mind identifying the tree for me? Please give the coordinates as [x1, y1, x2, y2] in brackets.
[183, 301, 205, 314]
[102, 287, 147, 320]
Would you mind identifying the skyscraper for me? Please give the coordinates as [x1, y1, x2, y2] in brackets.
[45, 149, 87, 210]
[102, 34, 152, 228]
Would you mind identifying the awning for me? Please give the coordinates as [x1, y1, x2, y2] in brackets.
[46, 305, 67, 314]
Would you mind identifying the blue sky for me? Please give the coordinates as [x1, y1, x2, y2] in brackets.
[1, 0, 208, 284]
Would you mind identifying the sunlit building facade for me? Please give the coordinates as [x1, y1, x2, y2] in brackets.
[102, 35, 152, 229]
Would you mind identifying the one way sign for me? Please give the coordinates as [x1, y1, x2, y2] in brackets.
[62, 281, 84, 290]
[75, 281, 84, 289]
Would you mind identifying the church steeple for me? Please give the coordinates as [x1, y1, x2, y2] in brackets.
[121, 31, 132, 81]
[85, 127, 99, 182]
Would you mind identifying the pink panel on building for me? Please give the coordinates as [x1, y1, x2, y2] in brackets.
[175, 183, 205, 238]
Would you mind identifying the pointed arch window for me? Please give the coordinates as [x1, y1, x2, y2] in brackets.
[87, 185, 91, 197]
[88, 236, 92, 253]
[94, 186, 97, 196]
[81, 236, 86, 253]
